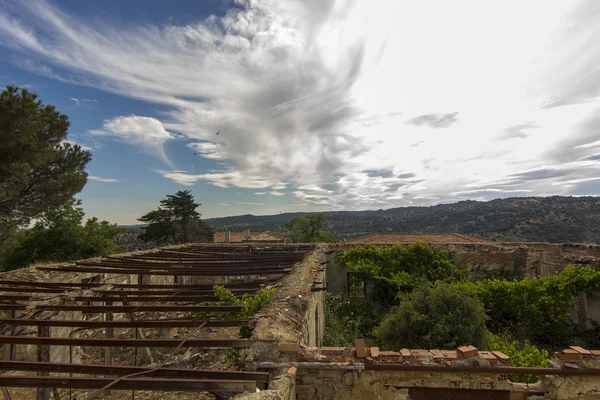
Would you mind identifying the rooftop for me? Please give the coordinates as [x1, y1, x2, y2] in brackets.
[213, 231, 285, 243]
[345, 232, 488, 244]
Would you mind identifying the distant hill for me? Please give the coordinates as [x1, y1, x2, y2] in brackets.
[204, 196, 600, 243]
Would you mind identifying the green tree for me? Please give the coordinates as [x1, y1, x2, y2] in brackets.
[4, 200, 126, 270]
[284, 214, 336, 243]
[338, 243, 468, 293]
[0, 85, 91, 240]
[374, 282, 489, 350]
[138, 190, 214, 244]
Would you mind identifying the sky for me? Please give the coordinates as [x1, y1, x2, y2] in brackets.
[1, 0, 600, 225]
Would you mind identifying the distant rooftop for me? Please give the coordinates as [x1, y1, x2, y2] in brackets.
[345, 233, 488, 244]
[213, 230, 285, 243]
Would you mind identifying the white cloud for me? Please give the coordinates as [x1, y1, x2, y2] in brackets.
[88, 175, 119, 183]
[2, 0, 600, 208]
[576, 140, 600, 149]
[233, 202, 264, 206]
[70, 97, 97, 104]
[270, 191, 285, 196]
[90, 116, 175, 166]
[187, 141, 228, 160]
[220, 203, 231, 206]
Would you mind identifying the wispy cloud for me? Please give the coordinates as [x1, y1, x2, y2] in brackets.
[2, 0, 600, 208]
[187, 141, 228, 160]
[70, 97, 97, 104]
[220, 203, 231, 206]
[88, 175, 119, 183]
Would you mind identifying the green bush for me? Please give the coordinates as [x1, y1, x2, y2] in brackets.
[461, 266, 600, 346]
[323, 293, 386, 346]
[337, 243, 468, 292]
[196, 285, 277, 320]
[485, 332, 549, 383]
[374, 282, 489, 350]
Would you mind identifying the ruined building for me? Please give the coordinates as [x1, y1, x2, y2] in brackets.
[1, 240, 600, 399]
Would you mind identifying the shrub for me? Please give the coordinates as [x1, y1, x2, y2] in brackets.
[374, 282, 489, 350]
[195, 285, 277, 320]
[323, 293, 386, 346]
[486, 332, 549, 383]
[463, 266, 600, 346]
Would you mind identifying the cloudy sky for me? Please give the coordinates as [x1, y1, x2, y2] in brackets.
[1, 0, 600, 224]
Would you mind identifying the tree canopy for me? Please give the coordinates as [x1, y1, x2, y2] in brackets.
[0, 85, 91, 239]
[284, 214, 336, 243]
[337, 243, 468, 293]
[374, 282, 489, 350]
[138, 190, 214, 244]
[4, 199, 126, 270]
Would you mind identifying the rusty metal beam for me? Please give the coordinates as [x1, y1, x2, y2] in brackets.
[75, 261, 296, 269]
[0, 304, 242, 312]
[36, 266, 289, 276]
[0, 288, 258, 295]
[0, 280, 275, 289]
[0, 336, 270, 348]
[0, 360, 269, 381]
[0, 318, 249, 328]
[0, 294, 225, 302]
[0, 376, 257, 392]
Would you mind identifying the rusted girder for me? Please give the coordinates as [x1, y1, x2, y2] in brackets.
[0, 336, 271, 347]
[0, 318, 250, 328]
[0, 294, 224, 302]
[0, 360, 269, 381]
[0, 280, 275, 289]
[37, 266, 290, 276]
[0, 376, 257, 392]
[0, 288, 258, 295]
[0, 304, 242, 312]
[73, 261, 296, 269]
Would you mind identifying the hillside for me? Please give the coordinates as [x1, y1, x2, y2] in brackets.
[204, 196, 600, 243]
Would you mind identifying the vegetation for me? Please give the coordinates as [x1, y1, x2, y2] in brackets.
[0, 85, 127, 271]
[284, 214, 336, 243]
[325, 244, 600, 383]
[0, 85, 91, 247]
[138, 190, 214, 245]
[224, 347, 241, 365]
[3, 200, 127, 270]
[466, 265, 600, 346]
[338, 243, 467, 292]
[374, 282, 489, 350]
[204, 196, 600, 243]
[196, 285, 277, 320]
[485, 333, 549, 383]
[323, 294, 386, 346]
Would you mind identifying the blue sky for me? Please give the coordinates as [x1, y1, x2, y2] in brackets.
[1, 0, 600, 225]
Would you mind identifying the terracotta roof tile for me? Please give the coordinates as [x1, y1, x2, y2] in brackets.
[346, 233, 488, 244]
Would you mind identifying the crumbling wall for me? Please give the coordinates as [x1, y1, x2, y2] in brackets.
[245, 246, 327, 368]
